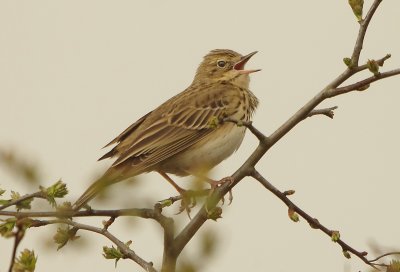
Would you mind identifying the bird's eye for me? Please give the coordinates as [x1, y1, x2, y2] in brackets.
[217, 60, 226, 68]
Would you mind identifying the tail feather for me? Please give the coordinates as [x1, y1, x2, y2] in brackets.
[73, 174, 119, 211]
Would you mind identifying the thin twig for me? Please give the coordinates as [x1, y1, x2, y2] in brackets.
[307, 106, 338, 119]
[7, 224, 25, 272]
[368, 251, 400, 263]
[330, 68, 400, 97]
[223, 118, 269, 143]
[251, 169, 378, 269]
[159, 189, 210, 207]
[32, 219, 157, 272]
[0, 207, 171, 225]
[2, 205, 172, 272]
[158, 202, 176, 272]
[351, 0, 382, 64]
[0, 191, 45, 211]
[353, 54, 392, 73]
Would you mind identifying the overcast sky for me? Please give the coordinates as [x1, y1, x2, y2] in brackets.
[1, 1, 399, 271]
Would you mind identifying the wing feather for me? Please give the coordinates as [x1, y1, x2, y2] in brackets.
[102, 83, 244, 171]
[103, 111, 152, 148]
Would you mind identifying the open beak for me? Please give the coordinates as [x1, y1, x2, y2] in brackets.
[233, 51, 261, 74]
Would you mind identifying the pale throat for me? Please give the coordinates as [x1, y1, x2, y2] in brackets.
[196, 72, 250, 89]
[230, 74, 250, 89]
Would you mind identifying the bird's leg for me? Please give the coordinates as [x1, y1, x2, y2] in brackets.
[158, 171, 195, 216]
[158, 171, 186, 194]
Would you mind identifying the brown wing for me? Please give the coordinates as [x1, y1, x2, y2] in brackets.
[98, 111, 153, 161]
[103, 82, 244, 173]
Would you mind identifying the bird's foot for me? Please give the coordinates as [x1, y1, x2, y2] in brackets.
[207, 176, 234, 205]
[176, 189, 197, 218]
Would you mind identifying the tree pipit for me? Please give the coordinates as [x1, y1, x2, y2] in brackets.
[73, 49, 260, 212]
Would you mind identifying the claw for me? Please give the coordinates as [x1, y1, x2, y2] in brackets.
[207, 176, 234, 189]
[176, 198, 191, 219]
[189, 196, 197, 208]
[175, 190, 197, 219]
[207, 176, 235, 205]
[228, 190, 233, 205]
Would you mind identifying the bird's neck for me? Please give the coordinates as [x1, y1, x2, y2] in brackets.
[229, 74, 250, 89]
[192, 74, 250, 89]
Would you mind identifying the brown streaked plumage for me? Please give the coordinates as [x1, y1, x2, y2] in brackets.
[73, 49, 260, 210]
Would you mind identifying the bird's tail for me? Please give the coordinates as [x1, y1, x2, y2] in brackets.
[72, 173, 119, 211]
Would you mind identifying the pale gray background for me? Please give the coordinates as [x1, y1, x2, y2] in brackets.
[1, 1, 399, 271]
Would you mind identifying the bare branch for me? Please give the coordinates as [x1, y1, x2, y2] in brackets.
[223, 118, 269, 143]
[2, 205, 173, 272]
[369, 252, 400, 263]
[160, 205, 175, 272]
[329, 68, 400, 97]
[1, 206, 172, 231]
[159, 189, 210, 207]
[0, 191, 46, 211]
[351, 0, 382, 65]
[307, 106, 338, 119]
[7, 224, 25, 272]
[150, 35, 400, 270]
[251, 169, 378, 269]
[172, 207, 209, 257]
[353, 53, 392, 73]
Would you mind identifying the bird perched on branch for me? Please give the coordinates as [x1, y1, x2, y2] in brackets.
[73, 49, 260, 210]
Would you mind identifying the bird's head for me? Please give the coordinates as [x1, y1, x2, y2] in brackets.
[193, 49, 260, 88]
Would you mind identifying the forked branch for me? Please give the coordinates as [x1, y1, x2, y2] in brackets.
[169, 0, 400, 271]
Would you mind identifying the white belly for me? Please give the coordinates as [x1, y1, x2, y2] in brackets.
[159, 123, 246, 176]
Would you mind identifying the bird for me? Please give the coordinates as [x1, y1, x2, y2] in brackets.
[73, 49, 260, 211]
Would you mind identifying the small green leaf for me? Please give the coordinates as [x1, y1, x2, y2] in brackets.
[343, 57, 352, 67]
[331, 230, 340, 242]
[55, 201, 73, 212]
[158, 198, 173, 208]
[11, 191, 33, 211]
[348, 0, 364, 21]
[0, 218, 16, 237]
[288, 208, 299, 222]
[41, 180, 68, 207]
[53, 227, 69, 250]
[13, 249, 37, 272]
[0, 188, 6, 196]
[53, 226, 78, 250]
[342, 250, 351, 259]
[103, 245, 124, 267]
[367, 59, 380, 76]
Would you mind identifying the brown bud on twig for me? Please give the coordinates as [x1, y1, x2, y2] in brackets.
[283, 190, 295, 196]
